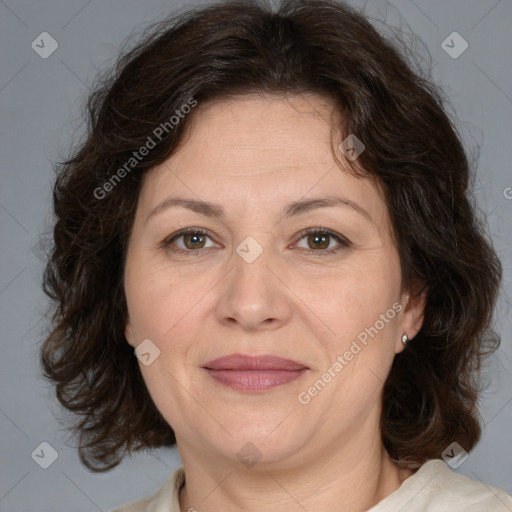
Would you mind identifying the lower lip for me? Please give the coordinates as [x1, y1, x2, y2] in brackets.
[204, 368, 308, 391]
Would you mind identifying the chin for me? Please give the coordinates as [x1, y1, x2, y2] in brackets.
[205, 422, 312, 468]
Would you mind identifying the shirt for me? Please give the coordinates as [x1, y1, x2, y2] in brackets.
[110, 458, 512, 511]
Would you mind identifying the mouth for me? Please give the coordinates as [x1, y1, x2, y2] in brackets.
[202, 354, 309, 392]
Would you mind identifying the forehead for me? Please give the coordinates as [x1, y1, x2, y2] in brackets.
[138, 94, 387, 225]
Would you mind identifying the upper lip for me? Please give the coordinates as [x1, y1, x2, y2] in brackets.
[203, 354, 308, 371]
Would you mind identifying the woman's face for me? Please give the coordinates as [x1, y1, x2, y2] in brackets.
[124, 94, 424, 469]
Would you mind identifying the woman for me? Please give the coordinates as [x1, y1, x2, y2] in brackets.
[41, 0, 512, 510]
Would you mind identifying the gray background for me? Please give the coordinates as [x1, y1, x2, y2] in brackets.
[0, 0, 511, 510]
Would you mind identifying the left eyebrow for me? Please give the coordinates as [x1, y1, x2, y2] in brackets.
[281, 196, 374, 224]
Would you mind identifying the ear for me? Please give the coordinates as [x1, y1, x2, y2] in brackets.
[395, 279, 427, 353]
[125, 318, 135, 348]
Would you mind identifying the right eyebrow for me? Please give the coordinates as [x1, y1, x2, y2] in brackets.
[145, 197, 225, 226]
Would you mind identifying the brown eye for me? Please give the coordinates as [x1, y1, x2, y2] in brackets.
[183, 232, 207, 249]
[307, 233, 330, 250]
[294, 229, 349, 254]
[163, 229, 218, 253]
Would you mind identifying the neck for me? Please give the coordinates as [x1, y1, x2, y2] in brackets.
[177, 433, 413, 512]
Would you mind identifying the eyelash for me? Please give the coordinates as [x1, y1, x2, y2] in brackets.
[160, 227, 350, 256]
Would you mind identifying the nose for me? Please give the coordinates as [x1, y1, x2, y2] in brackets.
[215, 245, 293, 331]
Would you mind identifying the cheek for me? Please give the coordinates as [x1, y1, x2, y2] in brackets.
[125, 269, 210, 426]
[125, 261, 209, 342]
[297, 260, 401, 340]
[293, 262, 403, 401]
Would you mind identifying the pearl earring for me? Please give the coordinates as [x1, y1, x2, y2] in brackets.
[401, 334, 409, 345]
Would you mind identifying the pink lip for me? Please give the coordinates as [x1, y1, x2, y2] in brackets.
[204, 354, 308, 371]
[203, 354, 309, 392]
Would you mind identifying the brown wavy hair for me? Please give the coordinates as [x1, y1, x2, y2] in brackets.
[41, 0, 502, 471]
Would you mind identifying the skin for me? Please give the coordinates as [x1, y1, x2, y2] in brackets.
[124, 93, 425, 512]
